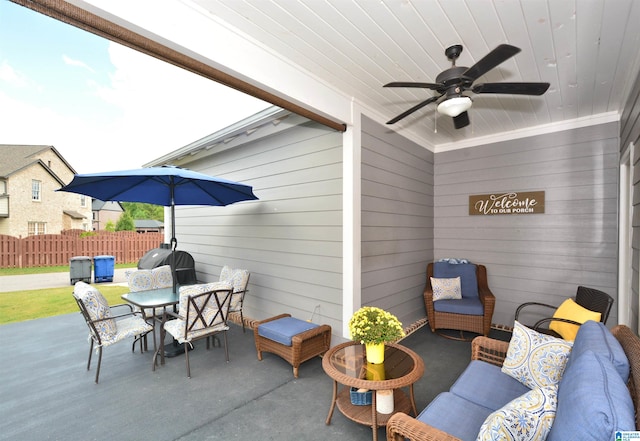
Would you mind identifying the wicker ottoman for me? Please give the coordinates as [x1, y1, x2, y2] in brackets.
[254, 313, 331, 378]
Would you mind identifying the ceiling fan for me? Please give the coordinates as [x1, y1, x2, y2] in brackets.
[384, 44, 550, 129]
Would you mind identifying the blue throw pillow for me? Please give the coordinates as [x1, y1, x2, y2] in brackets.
[433, 261, 479, 298]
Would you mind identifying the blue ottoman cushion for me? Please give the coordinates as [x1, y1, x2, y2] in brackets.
[258, 317, 319, 346]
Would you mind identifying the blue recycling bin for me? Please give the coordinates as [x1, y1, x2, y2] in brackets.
[93, 255, 115, 283]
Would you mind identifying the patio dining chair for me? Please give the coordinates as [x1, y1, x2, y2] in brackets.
[73, 281, 153, 383]
[163, 282, 233, 378]
[219, 266, 250, 332]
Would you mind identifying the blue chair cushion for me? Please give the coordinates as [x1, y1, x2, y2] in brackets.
[417, 392, 493, 441]
[257, 317, 319, 346]
[566, 320, 629, 382]
[547, 350, 635, 441]
[433, 297, 484, 315]
[433, 262, 479, 299]
[450, 360, 531, 410]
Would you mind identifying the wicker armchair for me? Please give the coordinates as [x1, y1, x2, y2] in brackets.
[424, 261, 495, 340]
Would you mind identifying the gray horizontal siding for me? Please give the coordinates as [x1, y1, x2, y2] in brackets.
[361, 115, 434, 328]
[434, 122, 619, 327]
[174, 116, 344, 332]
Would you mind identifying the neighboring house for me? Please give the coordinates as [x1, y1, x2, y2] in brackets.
[134, 219, 164, 233]
[0, 145, 91, 237]
[92, 199, 124, 231]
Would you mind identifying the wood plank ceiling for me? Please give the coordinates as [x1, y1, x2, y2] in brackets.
[191, 0, 640, 147]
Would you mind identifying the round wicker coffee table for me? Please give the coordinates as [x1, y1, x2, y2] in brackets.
[322, 341, 424, 441]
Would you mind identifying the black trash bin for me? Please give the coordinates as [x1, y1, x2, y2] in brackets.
[70, 256, 92, 285]
[94, 255, 115, 283]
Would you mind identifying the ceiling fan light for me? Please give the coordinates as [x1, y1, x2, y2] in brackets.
[437, 96, 472, 117]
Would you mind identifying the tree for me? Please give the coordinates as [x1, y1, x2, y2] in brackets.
[115, 211, 135, 231]
[121, 202, 164, 221]
[104, 220, 115, 232]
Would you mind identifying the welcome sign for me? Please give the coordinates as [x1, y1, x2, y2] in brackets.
[469, 191, 545, 216]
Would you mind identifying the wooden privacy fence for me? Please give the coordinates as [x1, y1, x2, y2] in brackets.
[0, 230, 165, 268]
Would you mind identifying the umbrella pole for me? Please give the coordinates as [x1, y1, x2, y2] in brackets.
[170, 180, 177, 293]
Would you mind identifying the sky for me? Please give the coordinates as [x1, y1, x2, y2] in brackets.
[0, 1, 270, 174]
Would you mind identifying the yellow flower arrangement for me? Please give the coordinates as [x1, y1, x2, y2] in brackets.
[348, 306, 405, 345]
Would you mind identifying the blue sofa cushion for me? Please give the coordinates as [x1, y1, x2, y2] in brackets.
[417, 392, 493, 441]
[257, 317, 319, 346]
[433, 262, 479, 299]
[567, 320, 629, 382]
[450, 360, 531, 410]
[433, 297, 484, 315]
[547, 350, 635, 441]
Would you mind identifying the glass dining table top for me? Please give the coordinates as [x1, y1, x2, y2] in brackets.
[121, 288, 179, 308]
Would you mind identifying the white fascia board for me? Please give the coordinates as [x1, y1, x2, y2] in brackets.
[435, 111, 620, 153]
[67, 0, 353, 126]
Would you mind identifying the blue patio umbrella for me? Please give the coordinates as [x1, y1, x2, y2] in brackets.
[58, 166, 258, 290]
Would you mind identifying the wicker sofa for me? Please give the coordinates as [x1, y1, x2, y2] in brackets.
[387, 321, 640, 441]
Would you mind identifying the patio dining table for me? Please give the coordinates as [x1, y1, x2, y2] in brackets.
[121, 288, 179, 369]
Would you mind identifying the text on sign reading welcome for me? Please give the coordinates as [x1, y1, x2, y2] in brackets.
[469, 191, 545, 215]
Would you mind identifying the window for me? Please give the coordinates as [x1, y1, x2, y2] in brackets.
[80, 195, 87, 207]
[28, 222, 46, 236]
[32, 180, 41, 201]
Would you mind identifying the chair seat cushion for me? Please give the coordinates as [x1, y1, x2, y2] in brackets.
[101, 316, 152, 347]
[548, 350, 635, 441]
[450, 360, 530, 410]
[433, 297, 484, 315]
[417, 392, 493, 441]
[433, 261, 478, 299]
[258, 317, 319, 346]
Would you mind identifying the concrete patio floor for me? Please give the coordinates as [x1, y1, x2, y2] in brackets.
[0, 309, 494, 441]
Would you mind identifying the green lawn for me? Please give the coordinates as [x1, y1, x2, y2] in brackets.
[0, 264, 137, 325]
[0, 284, 131, 325]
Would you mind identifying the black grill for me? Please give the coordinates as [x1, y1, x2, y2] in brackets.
[138, 246, 197, 285]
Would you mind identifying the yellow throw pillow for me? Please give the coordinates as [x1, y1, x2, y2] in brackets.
[549, 298, 601, 341]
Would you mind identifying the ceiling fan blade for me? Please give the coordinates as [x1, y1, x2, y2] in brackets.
[453, 111, 470, 129]
[472, 82, 550, 95]
[386, 96, 440, 124]
[384, 82, 442, 90]
[462, 44, 521, 81]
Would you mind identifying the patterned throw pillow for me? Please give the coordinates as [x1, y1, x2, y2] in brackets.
[430, 277, 462, 301]
[73, 281, 117, 338]
[502, 321, 573, 389]
[477, 385, 558, 441]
